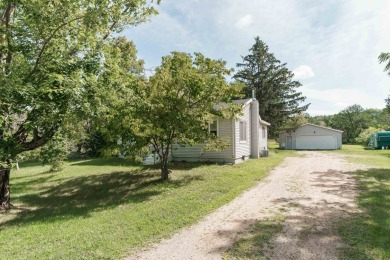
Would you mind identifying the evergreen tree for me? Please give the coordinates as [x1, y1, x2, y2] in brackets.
[234, 37, 310, 137]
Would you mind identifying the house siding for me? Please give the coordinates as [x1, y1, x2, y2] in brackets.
[259, 125, 268, 150]
[235, 104, 251, 161]
[171, 118, 234, 163]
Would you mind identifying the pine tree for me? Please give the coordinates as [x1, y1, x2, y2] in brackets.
[234, 37, 310, 137]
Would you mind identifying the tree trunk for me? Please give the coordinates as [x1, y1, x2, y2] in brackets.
[0, 167, 11, 209]
[161, 159, 170, 181]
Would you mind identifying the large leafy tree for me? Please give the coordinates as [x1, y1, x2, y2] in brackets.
[234, 37, 309, 137]
[87, 36, 148, 158]
[0, 0, 159, 209]
[328, 104, 369, 143]
[132, 52, 241, 180]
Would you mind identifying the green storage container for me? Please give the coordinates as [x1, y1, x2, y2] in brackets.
[368, 131, 390, 149]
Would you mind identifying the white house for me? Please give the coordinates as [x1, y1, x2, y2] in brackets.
[279, 124, 343, 150]
[144, 98, 270, 165]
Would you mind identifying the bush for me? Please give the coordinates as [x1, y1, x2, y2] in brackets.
[40, 133, 70, 172]
[355, 127, 384, 145]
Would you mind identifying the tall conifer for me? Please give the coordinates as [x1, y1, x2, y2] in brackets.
[234, 37, 310, 136]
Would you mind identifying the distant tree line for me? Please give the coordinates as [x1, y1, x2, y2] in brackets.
[306, 105, 390, 144]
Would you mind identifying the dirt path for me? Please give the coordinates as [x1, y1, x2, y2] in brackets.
[127, 151, 365, 260]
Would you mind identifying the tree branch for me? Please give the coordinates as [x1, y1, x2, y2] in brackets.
[25, 16, 84, 80]
[102, 7, 130, 40]
[1, 2, 15, 66]
[17, 126, 58, 154]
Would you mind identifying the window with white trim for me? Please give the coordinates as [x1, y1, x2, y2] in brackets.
[209, 120, 218, 136]
[240, 121, 247, 141]
[262, 126, 266, 138]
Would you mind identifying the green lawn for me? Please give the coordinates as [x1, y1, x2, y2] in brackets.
[333, 145, 390, 259]
[0, 144, 295, 259]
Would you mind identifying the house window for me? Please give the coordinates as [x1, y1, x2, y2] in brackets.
[262, 126, 266, 138]
[209, 120, 218, 136]
[240, 121, 247, 141]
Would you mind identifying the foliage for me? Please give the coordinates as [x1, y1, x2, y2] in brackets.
[69, 36, 150, 160]
[361, 108, 390, 129]
[234, 37, 310, 137]
[386, 95, 390, 113]
[379, 52, 390, 113]
[306, 114, 333, 127]
[0, 1, 159, 207]
[355, 127, 385, 145]
[283, 113, 309, 133]
[39, 132, 69, 172]
[379, 52, 390, 73]
[0, 0, 159, 163]
[0, 144, 296, 259]
[133, 52, 242, 180]
[75, 127, 109, 157]
[328, 104, 369, 143]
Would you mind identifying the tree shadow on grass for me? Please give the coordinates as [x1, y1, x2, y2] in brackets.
[315, 168, 390, 259]
[1, 167, 203, 229]
[69, 158, 205, 171]
[69, 157, 140, 167]
[336, 168, 390, 259]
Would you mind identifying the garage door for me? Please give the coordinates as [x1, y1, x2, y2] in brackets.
[296, 135, 337, 150]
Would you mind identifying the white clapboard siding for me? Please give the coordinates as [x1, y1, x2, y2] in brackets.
[142, 153, 160, 165]
[171, 118, 234, 163]
[235, 104, 251, 159]
[259, 125, 268, 151]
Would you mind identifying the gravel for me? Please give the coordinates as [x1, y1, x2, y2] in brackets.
[126, 151, 365, 260]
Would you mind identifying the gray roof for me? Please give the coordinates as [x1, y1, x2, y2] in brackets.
[213, 98, 253, 110]
[233, 98, 252, 104]
[281, 123, 343, 133]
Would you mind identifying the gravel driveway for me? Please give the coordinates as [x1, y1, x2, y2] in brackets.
[127, 151, 365, 260]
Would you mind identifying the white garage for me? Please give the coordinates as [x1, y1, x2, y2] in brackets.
[279, 124, 343, 150]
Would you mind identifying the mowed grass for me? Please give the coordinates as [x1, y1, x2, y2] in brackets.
[0, 144, 295, 259]
[332, 145, 390, 259]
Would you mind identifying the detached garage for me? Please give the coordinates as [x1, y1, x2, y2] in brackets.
[279, 124, 343, 150]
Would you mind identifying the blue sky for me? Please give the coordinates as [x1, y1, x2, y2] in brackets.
[123, 0, 390, 115]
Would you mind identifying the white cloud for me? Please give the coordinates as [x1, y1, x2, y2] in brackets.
[301, 85, 385, 115]
[122, 0, 390, 115]
[293, 65, 315, 80]
[235, 14, 253, 29]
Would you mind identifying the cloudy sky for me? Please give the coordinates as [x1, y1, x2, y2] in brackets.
[123, 0, 390, 115]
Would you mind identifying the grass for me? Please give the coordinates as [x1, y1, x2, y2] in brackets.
[223, 214, 285, 260]
[0, 143, 295, 259]
[328, 144, 390, 160]
[332, 145, 390, 259]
